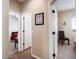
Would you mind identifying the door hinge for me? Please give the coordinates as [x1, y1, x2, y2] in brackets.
[23, 30, 25, 32]
[23, 43, 25, 45]
[52, 10, 55, 13]
[52, 32, 55, 35]
[23, 17, 25, 20]
[53, 53, 56, 59]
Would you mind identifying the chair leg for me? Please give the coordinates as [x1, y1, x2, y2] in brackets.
[15, 42, 16, 48]
[68, 40, 70, 45]
[59, 39, 60, 43]
[62, 40, 64, 45]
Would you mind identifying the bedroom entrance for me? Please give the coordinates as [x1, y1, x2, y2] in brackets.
[57, 7, 76, 59]
[49, 0, 76, 59]
[9, 12, 32, 59]
[9, 11, 20, 58]
[22, 13, 32, 50]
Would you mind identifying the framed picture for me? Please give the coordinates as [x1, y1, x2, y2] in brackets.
[35, 13, 44, 25]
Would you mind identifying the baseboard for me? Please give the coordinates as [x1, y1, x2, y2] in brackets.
[32, 54, 42, 59]
[24, 47, 31, 50]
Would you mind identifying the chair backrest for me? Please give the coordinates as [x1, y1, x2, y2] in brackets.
[58, 31, 65, 38]
[11, 32, 18, 40]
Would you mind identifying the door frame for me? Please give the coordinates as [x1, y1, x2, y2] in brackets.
[9, 11, 21, 51]
[18, 11, 21, 51]
[48, 3, 58, 59]
[21, 12, 32, 51]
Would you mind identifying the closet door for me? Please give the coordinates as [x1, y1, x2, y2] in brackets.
[23, 13, 32, 49]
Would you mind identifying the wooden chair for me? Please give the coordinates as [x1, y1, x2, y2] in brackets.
[10, 32, 18, 48]
[58, 31, 70, 45]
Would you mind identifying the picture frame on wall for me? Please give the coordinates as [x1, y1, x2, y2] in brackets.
[35, 13, 44, 25]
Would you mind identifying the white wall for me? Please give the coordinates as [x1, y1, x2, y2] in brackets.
[9, 16, 19, 32]
[9, 15, 19, 40]
[2, 0, 9, 59]
[58, 9, 76, 42]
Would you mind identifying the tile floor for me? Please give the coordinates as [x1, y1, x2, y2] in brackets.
[9, 48, 36, 59]
[57, 42, 76, 59]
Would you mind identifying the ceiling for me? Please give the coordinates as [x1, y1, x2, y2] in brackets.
[17, 0, 75, 11]
[55, 0, 75, 11]
[17, 0, 25, 3]
[10, 0, 25, 3]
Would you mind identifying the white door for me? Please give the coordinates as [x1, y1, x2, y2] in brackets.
[49, 4, 58, 59]
[23, 13, 32, 49]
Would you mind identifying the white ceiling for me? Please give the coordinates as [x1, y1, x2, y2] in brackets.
[17, 0, 75, 11]
[55, 0, 75, 11]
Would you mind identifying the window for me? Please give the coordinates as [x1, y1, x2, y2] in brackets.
[72, 18, 76, 31]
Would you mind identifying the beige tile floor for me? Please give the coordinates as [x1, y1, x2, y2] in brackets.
[9, 48, 36, 59]
[57, 42, 76, 59]
[9, 41, 76, 59]
[9, 41, 18, 57]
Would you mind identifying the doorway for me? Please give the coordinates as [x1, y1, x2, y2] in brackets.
[49, 0, 76, 59]
[9, 11, 20, 58]
[57, 10, 76, 59]
[22, 13, 32, 53]
[9, 11, 33, 59]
